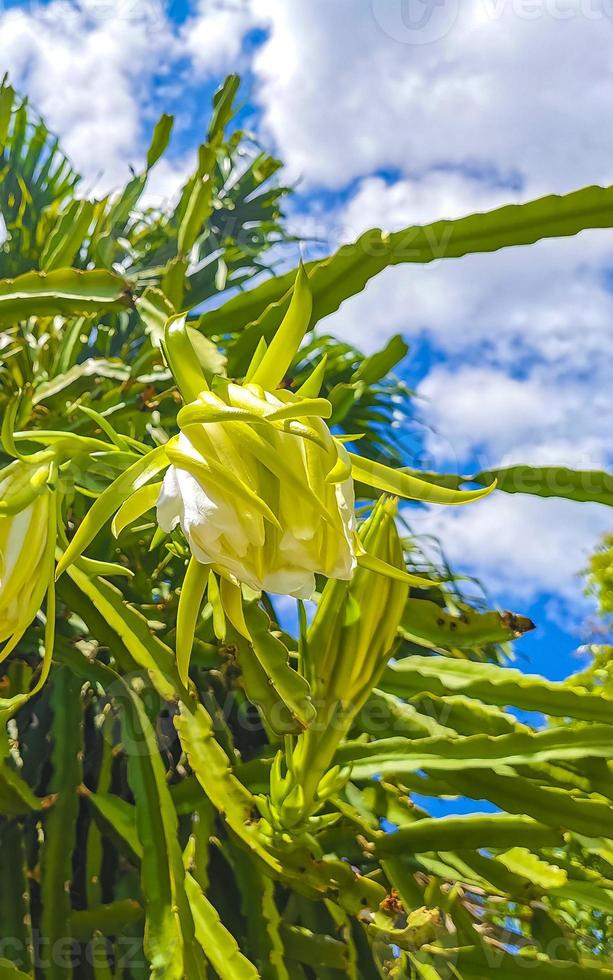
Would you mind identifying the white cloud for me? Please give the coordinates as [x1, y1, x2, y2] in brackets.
[0, 0, 181, 190]
[321, 173, 613, 611]
[314, 167, 613, 354]
[183, 0, 260, 76]
[417, 365, 612, 471]
[341, 172, 522, 233]
[251, 0, 613, 194]
[311, 174, 613, 596]
[0, 0, 259, 195]
[246, 0, 613, 499]
[408, 493, 612, 605]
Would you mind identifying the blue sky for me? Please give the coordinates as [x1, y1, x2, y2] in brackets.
[2, 0, 613, 681]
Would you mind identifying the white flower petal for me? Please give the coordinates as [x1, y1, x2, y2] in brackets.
[156, 467, 183, 533]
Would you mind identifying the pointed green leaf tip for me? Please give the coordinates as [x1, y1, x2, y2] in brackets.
[147, 113, 174, 170]
[163, 314, 210, 403]
[249, 263, 313, 390]
[244, 336, 268, 383]
[296, 353, 328, 398]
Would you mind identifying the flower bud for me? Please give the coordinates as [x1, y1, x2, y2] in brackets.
[273, 497, 410, 831]
[156, 381, 357, 599]
[307, 495, 409, 710]
[0, 462, 52, 648]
